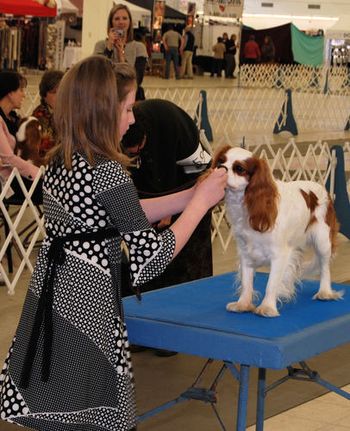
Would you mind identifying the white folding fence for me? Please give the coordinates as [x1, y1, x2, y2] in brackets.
[21, 64, 350, 145]
[0, 168, 45, 295]
[239, 64, 350, 95]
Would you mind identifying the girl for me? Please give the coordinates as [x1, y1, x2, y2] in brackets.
[0, 56, 227, 431]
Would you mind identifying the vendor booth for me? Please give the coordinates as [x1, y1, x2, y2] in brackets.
[325, 28, 350, 66]
[240, 22, 324, 66]
[0, 0, 84, 70]
[0, 0, 59, 70]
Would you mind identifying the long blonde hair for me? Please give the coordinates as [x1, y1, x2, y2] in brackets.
[107, 4, 134, 42]
[51, 56, 134, 169]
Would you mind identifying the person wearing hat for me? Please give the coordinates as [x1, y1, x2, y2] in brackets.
[32, 69, 64, 154]
[121, 99, 213, 356]
[121, 99, 212, 290]
[0, 70, 40, 190]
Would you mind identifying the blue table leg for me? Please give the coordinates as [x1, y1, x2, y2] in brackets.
[256, 368, 266, 431]
[236, 364, 250, 431]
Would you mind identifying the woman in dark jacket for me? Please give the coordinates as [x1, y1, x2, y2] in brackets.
[122, 99, 213, 295]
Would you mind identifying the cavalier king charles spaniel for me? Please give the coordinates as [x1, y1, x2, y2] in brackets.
[212, 145, 343, 317]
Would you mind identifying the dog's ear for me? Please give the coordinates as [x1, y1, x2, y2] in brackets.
[245, 157, 279, 233]
[211, 145, 232, 168]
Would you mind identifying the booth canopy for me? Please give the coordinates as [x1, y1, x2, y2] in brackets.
[58, 0, 78, 15]
[0, 0, 57, 17]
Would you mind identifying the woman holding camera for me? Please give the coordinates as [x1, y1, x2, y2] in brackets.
[94, 3, 148, 100]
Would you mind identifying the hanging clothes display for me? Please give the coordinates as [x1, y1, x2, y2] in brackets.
[20, 19, 41, 69]
[46, 21, 65, 70]
[0, 19, 60, 70]
[0, 1, 58, 70]
[0, 24, 21, 70]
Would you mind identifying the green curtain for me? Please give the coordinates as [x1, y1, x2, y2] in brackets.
[291, 23, 324, 66]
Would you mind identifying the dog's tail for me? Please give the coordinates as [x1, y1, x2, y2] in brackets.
[301, 256, 320, 277]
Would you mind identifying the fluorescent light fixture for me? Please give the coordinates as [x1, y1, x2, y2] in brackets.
[242, 13, 339, 22]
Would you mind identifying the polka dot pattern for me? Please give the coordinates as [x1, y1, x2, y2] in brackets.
[0, 338, 30, 422]
[0, 152, 176, 430]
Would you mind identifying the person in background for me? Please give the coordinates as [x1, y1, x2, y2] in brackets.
[261, 35, 276, 63]
[243, 34, 261, 64]
[180, 25, 195, 79]
[133, 30, 148, 100]
[0, 70, 39, 184]
[162, 24, 182, 80]
[32, 69, 64, 154]
[211, 36, 226, 77]
[94, 3, 147, 98]
[94, 3, 133, 63]
[0, 56, 227, 431]
[225, 33, 238, 78]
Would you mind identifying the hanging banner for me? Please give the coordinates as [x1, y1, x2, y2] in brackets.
[152, 0, 165, 31]
[186, 2, 196, 26]
[203, 0, 244, 19]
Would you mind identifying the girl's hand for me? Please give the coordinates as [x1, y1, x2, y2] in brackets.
[193, 167, 227, 210]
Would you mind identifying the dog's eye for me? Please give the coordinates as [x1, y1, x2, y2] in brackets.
[233, 165, 246, 174]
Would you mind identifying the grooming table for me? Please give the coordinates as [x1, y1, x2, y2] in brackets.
[123, 272, 350, 430]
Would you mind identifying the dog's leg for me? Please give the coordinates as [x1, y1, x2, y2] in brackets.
[255, 250, 294, 317]
[226, 264, 256, 313]
[312, 225, 344, 300]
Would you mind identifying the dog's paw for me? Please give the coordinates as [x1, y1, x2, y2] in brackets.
[226, 301, 256, 313]
[254, 304, 280, 317]
[313, 289, 344, 301]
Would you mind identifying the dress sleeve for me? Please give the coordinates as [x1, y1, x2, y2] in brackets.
[94, 160, 176, 286]
[93, 40, 113, 58]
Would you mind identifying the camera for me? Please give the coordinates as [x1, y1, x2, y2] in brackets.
[113, 28, 125, 37]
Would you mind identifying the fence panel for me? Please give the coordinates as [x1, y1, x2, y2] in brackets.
[0, 168, 45, 295]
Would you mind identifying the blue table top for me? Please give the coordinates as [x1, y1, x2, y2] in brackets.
[123, 272, 350, 369]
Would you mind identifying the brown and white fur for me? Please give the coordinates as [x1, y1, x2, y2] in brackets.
[212, 145, 343, 317]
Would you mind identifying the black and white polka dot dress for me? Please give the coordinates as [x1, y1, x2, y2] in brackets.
[0, 153, 176, 431]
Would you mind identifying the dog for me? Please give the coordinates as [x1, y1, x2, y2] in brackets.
[15, 117, 45, 167]
[212, 145, 343, 317]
